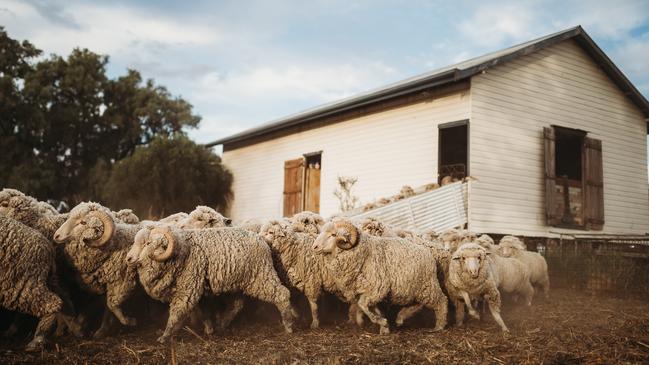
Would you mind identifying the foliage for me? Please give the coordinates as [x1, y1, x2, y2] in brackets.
[333, 176, 359, 212]
[100, 135, 232, 218]
[0, 27, 200, 203]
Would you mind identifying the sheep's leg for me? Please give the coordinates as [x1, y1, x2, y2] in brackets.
[106, 284, 136, 326]
[461, 291, 479, 319]
[453, 298, 466, 327]
[395, 304, 423, 327]
[485, 287, 509, 333]
[93, 308, 116, 338]
[540, 274, 550, 299]
[426, 293, 449, 331]
[190, 305, 214, 336]
[357, 295, 389, 334]
[24, 284, 63, 352]
[306, 295, 320, 329]
[158, 299, 196, 344]
[216, 296, 245, 330]
[346, 303, 365, 326]
[522, 281, 535, 306]
[246, 279, 295, 334]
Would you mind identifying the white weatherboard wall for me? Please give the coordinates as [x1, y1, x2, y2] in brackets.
[222, 91, 470, 221]
[469, 39, 649, 236]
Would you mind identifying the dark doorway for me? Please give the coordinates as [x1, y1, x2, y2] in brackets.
[439, 121, 469, 183]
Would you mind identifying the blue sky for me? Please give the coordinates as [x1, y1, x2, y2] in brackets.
[1, 0, 648, 145]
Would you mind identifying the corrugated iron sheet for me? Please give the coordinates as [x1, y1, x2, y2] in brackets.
[349, 182, 468, 232]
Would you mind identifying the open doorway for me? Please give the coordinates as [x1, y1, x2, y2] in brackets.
[439, 121, 468, 184]
[304, 152, 321, 213]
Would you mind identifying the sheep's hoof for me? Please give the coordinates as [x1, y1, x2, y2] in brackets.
[310, 321, 319, 330]
[156, 335, 170, 344]
[204, 324, 215, 336]
[468, 311, 480, 320]
[123, 317, 137, 326]
[432, 325, 445, 332]
[379, 326, 390, 335]
[25, 336, 45, 352]
[92, 327, 109, 339]
[283, 325, 293, 334]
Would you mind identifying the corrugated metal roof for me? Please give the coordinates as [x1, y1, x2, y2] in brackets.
[348, 181, 468, 233]
[206, 26, 649, 148]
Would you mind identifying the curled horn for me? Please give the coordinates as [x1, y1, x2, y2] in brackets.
[333, 221, 360, 250]
[151, 226, 176, 262]
[86, 210, 115, 248]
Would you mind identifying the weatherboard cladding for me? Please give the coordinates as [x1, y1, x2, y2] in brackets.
[469, 39, 649, 236]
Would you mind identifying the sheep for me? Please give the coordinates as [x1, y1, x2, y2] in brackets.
[114, 209, 140, 224]
[0, 216, 80, 351]
[159, 212, 189, 224]
[177, 205, 232, 229]
[237, 218, 264, 233]
[424, 183, 440, 191]
[419, 228, 438, 242]
[354, 216, 397, 237]
[53, 202, 141, 337]
[312, 219, 448, 334]
[290, 211, 324, 235]
[260, 219, 337, 329]
[438, 228, 462, 252]
[400, 185, 416, 198]
[446, 242, 509, 332]
[125, 225, 296, 343]
[499, 236, 550, 298]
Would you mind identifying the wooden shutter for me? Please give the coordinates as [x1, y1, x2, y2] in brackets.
[283, 158, 305, 217]
[543, 127, 560, 226]
[304, 163, 321, 213]
[583, 137, 604, 230]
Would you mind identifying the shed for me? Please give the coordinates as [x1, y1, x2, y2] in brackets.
[207, 26, 649, 238]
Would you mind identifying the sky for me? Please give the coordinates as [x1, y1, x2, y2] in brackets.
[1, 0, 648, 146]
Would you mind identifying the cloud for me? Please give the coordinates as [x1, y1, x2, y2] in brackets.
[457, 3, 538, 48]
[0, 0, 218, 57]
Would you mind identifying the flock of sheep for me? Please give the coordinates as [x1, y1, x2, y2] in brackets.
[0, 188, 550, 351]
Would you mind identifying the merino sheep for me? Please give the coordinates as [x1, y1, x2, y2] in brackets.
[354, 216, 397, 237]
[312, 219, 448, 334]
[53, 202, 141, 337]
[237, 218, 264, 233]
[0, 216, 80, 351]
[177, 206, 232, 229]
[447, 243, 509, 332]
[290, 211, 324, 235]
[438, 228, 462, 252]
[499, 236, 550, 298]
[114, 209, 140, 224]
[400, 185, 416, 198]
[159, 212, 189, 224]
[260, 220, 337, 329]
[125, 225, 296, 343]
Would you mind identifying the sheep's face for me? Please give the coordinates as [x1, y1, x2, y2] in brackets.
[499, 236, 525, 257]
[0, 188, 25, 215]
[453, 244, 487, 278]
[179, 207, 231, 229]
[126, 228, 150, 266]
[54, 203, 115, 247]
[140, 230, 171, 260]
[260, 221, 291, 248]
[116, 209, 139, 224]
[313, 221, 358, 253]
[360, 219, 387, 237]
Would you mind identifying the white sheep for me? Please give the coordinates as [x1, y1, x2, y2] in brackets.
[177, 205, 232, 229]
[53, 202, 141, 337]
[0, 216, 81, 351]
[499, 236, 550, 298]
[158, 212, 189, 224]
[125, 225, 296, 343]
[446, 242, 509, 332]
[114, 209, 140, 224]
[312, 219, 448, 334]
[260, 219, 337, 329]
[290, 211, 325, 235]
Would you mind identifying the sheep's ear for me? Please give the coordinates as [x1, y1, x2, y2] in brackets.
[224, 218, 232, 226]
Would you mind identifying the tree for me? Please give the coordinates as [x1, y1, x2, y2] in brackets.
[333, 176, 359, 212]
[0, 27, 201, 203]
[101, 135, 232, 219]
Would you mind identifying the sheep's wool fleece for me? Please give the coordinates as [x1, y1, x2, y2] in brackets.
[0, 216, 61, 316]
[447, 245, 499, 302]
[326, 235, 443, 306]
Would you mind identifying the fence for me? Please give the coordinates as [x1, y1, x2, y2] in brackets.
[534, 237, 649, 298]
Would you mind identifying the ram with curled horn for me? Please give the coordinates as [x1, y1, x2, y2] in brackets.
[312, 217, 448, 334]
[52, 202, 142, 337]
[125, 224, 297, 343]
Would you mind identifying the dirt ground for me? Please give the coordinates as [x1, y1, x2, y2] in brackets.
[1, 289, 648, 365]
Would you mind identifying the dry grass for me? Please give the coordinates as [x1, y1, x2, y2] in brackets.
[1, 289, 648, 364]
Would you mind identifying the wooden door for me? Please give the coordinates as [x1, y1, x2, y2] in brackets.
[304, 162, 321, 213]
[283, 158, 305, 217]
[583, 137, 604, 230]
[543, 127, 560, 226]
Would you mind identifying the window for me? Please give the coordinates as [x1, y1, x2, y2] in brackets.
[439, 120, 469, 184]
[282, 151, 322, 217]
[544, 126, 604, 230]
